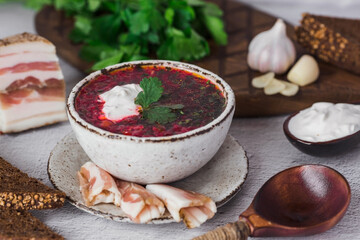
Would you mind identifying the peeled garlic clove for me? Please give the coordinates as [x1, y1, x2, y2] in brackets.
[287, 55, 319, 86]
[252, 72, 275, 88]
[247, 19, 296, 74]
[264, 79, 286, 95]
[280, 81, 299, 96]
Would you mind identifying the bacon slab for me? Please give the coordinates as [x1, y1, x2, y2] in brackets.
[77, 162, 121, 206]
[116, 181, 165, 223]
[146, 184, 217, 228]
[0, 32, 67, 133]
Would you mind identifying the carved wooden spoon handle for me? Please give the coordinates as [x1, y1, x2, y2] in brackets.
[193, 221, 250, 240]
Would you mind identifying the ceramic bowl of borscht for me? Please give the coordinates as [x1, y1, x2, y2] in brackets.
[67, 60, 235, 184]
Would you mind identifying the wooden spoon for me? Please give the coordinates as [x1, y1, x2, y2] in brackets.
[194, 165, 351, 240]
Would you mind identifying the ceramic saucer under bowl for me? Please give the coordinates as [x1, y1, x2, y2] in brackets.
[47, 132, 248, 224]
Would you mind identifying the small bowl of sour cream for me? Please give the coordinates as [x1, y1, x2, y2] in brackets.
[283, 102, 360, 157]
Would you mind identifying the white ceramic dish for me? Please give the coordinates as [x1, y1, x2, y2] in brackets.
[67, 60, 235, 184]
[48, 132, 248, 224]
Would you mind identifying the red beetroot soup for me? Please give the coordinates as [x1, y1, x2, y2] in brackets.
[75, 65, 226, 137]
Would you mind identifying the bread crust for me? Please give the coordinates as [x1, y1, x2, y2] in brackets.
[295, 13, 360, 75]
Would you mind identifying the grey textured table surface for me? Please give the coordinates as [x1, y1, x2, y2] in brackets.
[0, 2, 359, 240]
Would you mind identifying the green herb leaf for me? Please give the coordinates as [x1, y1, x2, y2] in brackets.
[157, 28, 209, 61]
[9, 0, 228, 70]
[198, 2, 228, 45]
[79, 41, 115, 62]
[187, 0, 206, 6]
[54, 0, 85, 14]
[102, 1, 121, 13]
[201, 15, 227, 45]
[69, 27, 88, 43]
[91, 52, 124, 71]
[135, 77, 163, 109]
[143, 107, 176, 124]
[135, 77, 183, 124]
[25, 0, 52, 10]
[202, 2, 223, 16]
[88, 0, 101, 12]
[90, 14, 123, 44]
[129, 11, 150, 35]
[73, 15, 92, 35]
[164, 8, 175, 25]
[145, 31, 160, 44]
[128, 54, 148, 61]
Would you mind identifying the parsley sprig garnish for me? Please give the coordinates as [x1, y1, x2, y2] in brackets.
[135, 77, 183, 124]
[11, 0, 227, 71]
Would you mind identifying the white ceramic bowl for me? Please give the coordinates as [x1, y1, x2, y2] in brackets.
[67, 60, 235, 184]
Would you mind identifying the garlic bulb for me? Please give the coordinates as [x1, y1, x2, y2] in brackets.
[247, 19, 296, 74]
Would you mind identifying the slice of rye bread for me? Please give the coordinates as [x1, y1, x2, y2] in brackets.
[0, 157, 66, 210]
[295, 13, 360, 75]
[0, 208, 63, 240]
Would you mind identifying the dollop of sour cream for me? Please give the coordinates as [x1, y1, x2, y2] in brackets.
[288, 102, 360, 142]
[99, 84, 143, 121]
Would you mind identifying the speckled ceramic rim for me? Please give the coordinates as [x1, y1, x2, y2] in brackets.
[283, 112, 360, 145]
[216, 143, 249, 208]
[67, 60, 235, 142]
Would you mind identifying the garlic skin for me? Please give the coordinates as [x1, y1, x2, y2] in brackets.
[247, 19, 296, 74]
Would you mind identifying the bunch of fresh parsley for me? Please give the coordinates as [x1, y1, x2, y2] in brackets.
[2, 0, 227, 71]
[135, 77, 184, 124]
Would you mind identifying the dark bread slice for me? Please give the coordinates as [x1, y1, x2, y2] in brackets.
[0, 208, 63, 240]
[301, 14, 360, 40]
[0, 157, 65, 210]
[295, 13, 360, 74]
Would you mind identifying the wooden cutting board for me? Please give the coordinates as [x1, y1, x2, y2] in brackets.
[35, 0, 360, 117]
